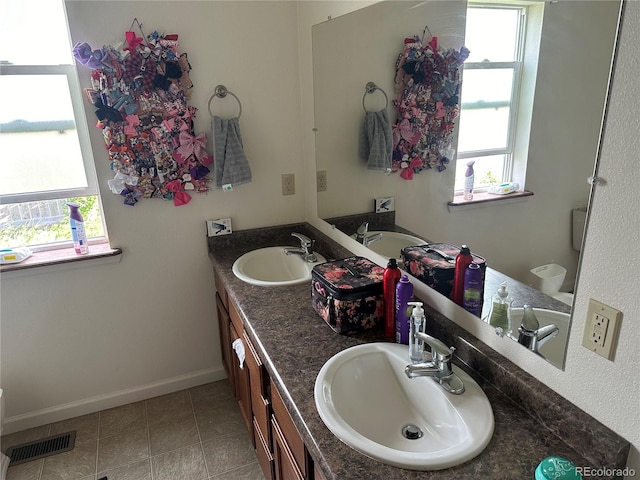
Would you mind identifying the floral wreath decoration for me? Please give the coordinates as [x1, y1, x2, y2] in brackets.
[73, 26, 212, 206]
[392, 35, 469, 180]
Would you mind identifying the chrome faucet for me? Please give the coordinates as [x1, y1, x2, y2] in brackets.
[404, 332, 465, 395]
[284, 232, 317, 263]
[517, 323, 560, 353]
[516, 304, 559, 353]
[354, 222, 383, 247]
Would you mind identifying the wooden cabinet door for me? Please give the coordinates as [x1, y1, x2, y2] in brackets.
[272, 416, 304, 480]
[215, 293, 233, 389]
[230, 322, 254, 445]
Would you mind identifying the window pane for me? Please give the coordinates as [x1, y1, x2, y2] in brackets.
[0, 75, 88, 196]
[465, 7, 521, 63]
[458, 68, 514, 152]
[458, 107, 510, 152]
[454, 155, 507, 191]
[0, 0, 72, 65]
[460, 68, 514, 105]
[0, 196, 104, 249]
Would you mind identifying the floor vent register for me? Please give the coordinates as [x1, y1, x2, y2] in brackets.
[6, 431, 77, 466]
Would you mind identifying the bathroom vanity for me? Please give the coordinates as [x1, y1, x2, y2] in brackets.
[208, 223, 628, 479]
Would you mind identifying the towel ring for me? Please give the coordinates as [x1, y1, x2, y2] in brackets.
[208, 85, 242, 118]
[362, 82, 389, 112]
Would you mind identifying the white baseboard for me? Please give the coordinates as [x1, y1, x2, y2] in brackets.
[1, 367, 226, 435]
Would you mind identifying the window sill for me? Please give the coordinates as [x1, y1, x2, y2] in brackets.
[447, 190, 533, 212]
[0, 243, 122, 275]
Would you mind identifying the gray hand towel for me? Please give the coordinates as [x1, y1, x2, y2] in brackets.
[213, 116, 252, 188]
[358, 109, 392, 171]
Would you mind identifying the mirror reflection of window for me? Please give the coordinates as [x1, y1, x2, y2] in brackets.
[456, 3, 541, 193]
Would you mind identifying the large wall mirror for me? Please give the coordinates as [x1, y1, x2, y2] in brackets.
[313, 0, 622, 369]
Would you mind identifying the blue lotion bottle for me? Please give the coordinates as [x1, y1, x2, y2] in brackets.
[395, 275, 413, 344]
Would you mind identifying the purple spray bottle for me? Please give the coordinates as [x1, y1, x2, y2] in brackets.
[395, 275, 414, 344]
[464, 160, 475, 201]
[66, 203, 89, 255]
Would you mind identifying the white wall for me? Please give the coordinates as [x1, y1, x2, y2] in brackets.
[0, 1, 305, 432]
[299, 0, 639, 472]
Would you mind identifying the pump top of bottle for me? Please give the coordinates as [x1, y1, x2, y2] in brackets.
[407, 302, 424, 318]
[66, 202, 84, 222]
[387, 258, 398, 269]
[496, 282, 509, 300]
[460, 245, 471, 256]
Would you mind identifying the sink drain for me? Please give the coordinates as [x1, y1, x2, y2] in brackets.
[401, 424, 423, 440]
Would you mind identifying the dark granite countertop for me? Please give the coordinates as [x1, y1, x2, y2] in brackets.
[208, 223, 629, 480]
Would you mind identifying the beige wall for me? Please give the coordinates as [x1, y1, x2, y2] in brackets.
[1, 1, 305, 431]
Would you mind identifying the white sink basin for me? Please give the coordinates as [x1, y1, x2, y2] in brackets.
[509, 308, 570, 367]
[314, 343, 494, 470]
[232, 247, 326, 287]
[365, 231, 425, 259]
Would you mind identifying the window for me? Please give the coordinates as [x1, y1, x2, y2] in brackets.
[455, 3, 541, 193]
[0, 0, 105, 250]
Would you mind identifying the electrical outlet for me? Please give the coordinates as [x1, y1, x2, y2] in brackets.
[317, 170, 327, 192]
[206, 218, 232, 237]
[581, 298, 622, 360]
[282, 173, 295, 195]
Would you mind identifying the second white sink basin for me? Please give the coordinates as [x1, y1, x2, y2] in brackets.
[314, 342, 494, 470]
[365, 231, 425, 259]
[232, 246, 326, 287]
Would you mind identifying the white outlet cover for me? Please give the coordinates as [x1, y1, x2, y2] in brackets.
[582, 298, 622, 360]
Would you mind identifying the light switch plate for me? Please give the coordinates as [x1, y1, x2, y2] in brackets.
[207, 218, 232, 237]
[375, 197, 394, 213]
[581, 298, 622, 360]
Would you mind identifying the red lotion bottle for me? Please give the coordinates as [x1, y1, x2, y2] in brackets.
[383, 258, 402, 338]
[452, 245, 472, 306]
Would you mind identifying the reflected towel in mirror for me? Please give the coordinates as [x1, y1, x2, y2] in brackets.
[359, 109, 392, 171]
[213, 116, 252, 188]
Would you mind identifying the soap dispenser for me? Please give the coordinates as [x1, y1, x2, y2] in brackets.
[408, 301, 426, 363]
[487, 282, 512, 334]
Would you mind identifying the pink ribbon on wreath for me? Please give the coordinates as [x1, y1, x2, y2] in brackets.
[172, 131, 213, 166]
[124, 115, 140, 136]
[393, 118, 421, 146]
[165, 179, 192, 206]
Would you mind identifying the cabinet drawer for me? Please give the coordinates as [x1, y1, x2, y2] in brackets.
[271, 382, 306, 475]
[213, 268, 228, 310]
[254, 417, 275, 480]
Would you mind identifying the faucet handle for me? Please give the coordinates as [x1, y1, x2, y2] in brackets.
[291, 232, 313, 250]
[415, 332, 454, 361]
[356, 222, 369, 236]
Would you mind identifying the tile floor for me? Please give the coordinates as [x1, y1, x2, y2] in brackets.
[1, 380, 265, 480]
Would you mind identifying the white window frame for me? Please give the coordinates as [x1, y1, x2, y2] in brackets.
[0, 64, 99, 205]
[456, 3, 529, 191]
